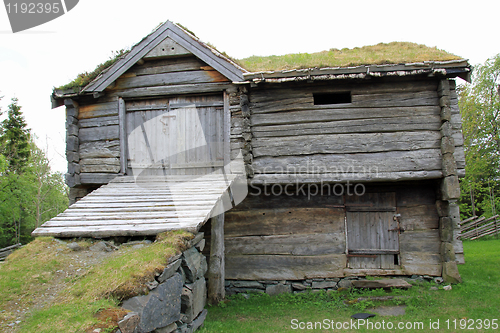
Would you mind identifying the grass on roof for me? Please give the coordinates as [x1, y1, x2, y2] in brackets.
[57, 49, 129, 90]
[237, 42, 462, 72]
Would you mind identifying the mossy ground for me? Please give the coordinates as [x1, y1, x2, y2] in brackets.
[0, 230, 193, 333]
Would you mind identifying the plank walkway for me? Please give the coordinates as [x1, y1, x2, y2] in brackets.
[32, 174, 237, 238]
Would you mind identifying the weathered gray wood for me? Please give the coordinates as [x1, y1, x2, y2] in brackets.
[143, 37, 191, 59]
[79, 125, 119, 143]
[225, 233, 345, 256]
[223, 91, 230, 169]
[32, 223, 199, 238]
[113, 70, 228, 90]
[78, 102, 118, 119]
[112, 82, 233, 99]
[208, 213, 225, 304]
[399, 205, 439, 230]
[80, 157, 120, 173]
[251, 106, 440, 127]
[118, 98, 127, 174]
[252, 115, 441, 138]
[80, 173, 118, 184]
[225, 254, 347, 280]
[399, 230, 440, 253]
[225, 207, 344, 237]
[252, 131, 441, 157]
[251, 171, 443, 184]
[79, 141, 120, 159]
[250, 92, 438, 114]
[79, 115, 119, 128]
[252, 149, 442, 174]
[130, 56, 207, 76]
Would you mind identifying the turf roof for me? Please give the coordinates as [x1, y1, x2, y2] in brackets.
[57, 40, 463, 91]
[237, 42, 462, 73]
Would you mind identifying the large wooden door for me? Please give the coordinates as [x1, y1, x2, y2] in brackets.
[346, 192, 400, 269]
[125, 94, 225, 176]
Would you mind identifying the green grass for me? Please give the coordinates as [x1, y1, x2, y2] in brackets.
[57, 49, 129, 90]
[0, 231, 193, 333]
[56, 41, 463, 90]
[238, 42, 462, 72]
[200, 239, 500, 332]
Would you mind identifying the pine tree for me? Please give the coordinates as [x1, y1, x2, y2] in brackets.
[1, 98, 30, 174]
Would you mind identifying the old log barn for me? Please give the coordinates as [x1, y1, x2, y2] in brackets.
[34, 21, 470, 290]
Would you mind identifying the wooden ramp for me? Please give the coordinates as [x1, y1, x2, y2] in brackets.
[32, 174, 238, 238]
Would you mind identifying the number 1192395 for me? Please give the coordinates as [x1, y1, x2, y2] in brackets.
[5, 2, 61, 14]
[446, 319, 498, 330]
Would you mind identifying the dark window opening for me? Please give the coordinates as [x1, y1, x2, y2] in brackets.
[394, 254, 399, 266]
[313, 92, 351, 105]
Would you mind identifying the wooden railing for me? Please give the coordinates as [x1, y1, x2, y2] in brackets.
[460, 215, 500, 240]
[0, 243, 21, 261]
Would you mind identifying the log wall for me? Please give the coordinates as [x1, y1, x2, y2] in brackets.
[222, 182, 442, 280]
[247, 79, 465, 184]
[66, 55, 231, 188]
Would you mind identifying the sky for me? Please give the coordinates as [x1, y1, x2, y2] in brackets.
[0, 0, 498, 174]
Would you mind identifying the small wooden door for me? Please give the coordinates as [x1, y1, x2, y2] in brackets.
[346, 192, 400, 269]
[125, 94, 225, 176]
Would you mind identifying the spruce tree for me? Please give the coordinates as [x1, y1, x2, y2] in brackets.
[2, 98, 30, 174]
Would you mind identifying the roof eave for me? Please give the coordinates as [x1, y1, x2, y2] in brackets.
[243, 59, 472, 83]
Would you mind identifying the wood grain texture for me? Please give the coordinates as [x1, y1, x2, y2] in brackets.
[225, 254, 347, 280]
[252, 131, 441, 157]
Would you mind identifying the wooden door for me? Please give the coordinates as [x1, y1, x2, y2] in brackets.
[125, 94, 225, 176]
[346, 192, 400, 269]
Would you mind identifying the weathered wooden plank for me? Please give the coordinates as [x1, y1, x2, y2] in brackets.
[251, 171, 443, 184]
[111, 82, 232, 99]
[79, 115, 119, 128]
[252, 115, 441, 138]
[401, 205, 439, 231]
[48, 212, 210, 223]
[80, 164, 120, 173]
[79, 141, 120, 159]
[250, 83, 437, 102]
[78, 102, 118, 119]
[225, 254, 347, 280]
[225, 207, 344, 237]
[251, 106, 441, 126]
[250, 92, 438, 114]
[80, 173, 118, 184]
[79, 125, 119, 143]
[118, 98, 127, 174]
[32, 223, 201, 237]
[129, 56, 208, 76]
[208, 213, 225, 304]
[113, 70, 228, 90]
[344, 268, 405, 276]
[252, 149, 442, 174]
[252, 131, 441, 157]
[225, 233, 345, 256]
[399, 230, 440, 253]
[64, 205, 215, 213]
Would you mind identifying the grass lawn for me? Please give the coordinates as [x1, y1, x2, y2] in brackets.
[200, 238, 500, 333]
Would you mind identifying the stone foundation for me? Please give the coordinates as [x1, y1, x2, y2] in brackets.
[225, 275, 445, 296]
[119, 232, 207, 333]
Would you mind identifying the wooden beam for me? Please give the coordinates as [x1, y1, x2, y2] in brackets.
[118, 98, 127, 174]
[207, 213, 225, 305]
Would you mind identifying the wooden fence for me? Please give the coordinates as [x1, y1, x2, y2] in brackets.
[460, 215, 500, 240]
[0, 243, 21, 261]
